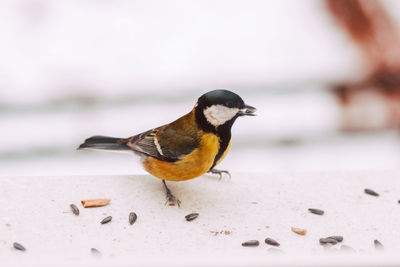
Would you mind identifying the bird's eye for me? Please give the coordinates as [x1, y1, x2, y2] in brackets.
[226, 101, 234, 108]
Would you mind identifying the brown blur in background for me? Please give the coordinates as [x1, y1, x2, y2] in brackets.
[0, 0, 399, 175]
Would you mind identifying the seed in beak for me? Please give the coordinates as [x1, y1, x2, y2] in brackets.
[239, 104, 257, 116]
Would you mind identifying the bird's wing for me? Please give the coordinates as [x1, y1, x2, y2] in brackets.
[122, 125, 200, 162]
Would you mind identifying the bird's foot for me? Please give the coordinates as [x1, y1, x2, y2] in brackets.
[162, 180, 181, 207]
[165, 193, 181, 207]
[208, 168, 231, 180]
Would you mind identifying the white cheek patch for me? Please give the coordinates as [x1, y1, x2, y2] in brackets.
[203, 105, 239, 126]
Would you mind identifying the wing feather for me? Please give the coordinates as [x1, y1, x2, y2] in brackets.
[123, 124, 199, 162]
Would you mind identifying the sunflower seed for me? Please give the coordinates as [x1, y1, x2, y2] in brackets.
[70, 204, 79, 216]
[265, 238, 280, 247]
[327, 236, 343, 242]
[100, 216, 112, 224]
[241, 240, 259, 247]
[13, 242, 26, 251]
[364, 188, 379, 196]
[308, 208, 324, 215]
[185, 213, 199, 221]
[91, 248, 102, 257]
[340, 245, 356, 252]
[374, 239, 384, 250]
[320, 238, 338, 245]
[129, 212, 137, 225]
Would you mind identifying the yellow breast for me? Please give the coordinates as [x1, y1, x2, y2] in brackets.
[143, 132, 220, 181]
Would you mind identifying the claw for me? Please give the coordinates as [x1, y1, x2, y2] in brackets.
[208, 169, 231, 180]
[165, 196, 181, 207]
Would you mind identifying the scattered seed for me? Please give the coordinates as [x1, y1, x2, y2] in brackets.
[340, 245, 356, 252]
[100, 216, 112, 224]
[364, 188, 379, 197]
[327, 236, 343, 242]
[241, 240, 259, 247]
[265, 238, 280, 247]
[13, 242, 26, 251]
[91, 248, 102, 257]
[308, 208, 324, 215]
[129, 212, 137, 225]
[320, 238, 338, 245]
[185, 213, 199, 221]
[70, 204, 79, 216]
[398, 200, 400, 204]
[374, 239, 384, 250]
[291, 227, 307, 235]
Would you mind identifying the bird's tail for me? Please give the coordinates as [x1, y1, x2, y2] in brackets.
[77, 135, 131, 152]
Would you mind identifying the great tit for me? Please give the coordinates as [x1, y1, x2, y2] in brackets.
[78, 89, 256, 206]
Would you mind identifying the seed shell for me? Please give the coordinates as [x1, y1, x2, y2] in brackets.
[100, 216, 112, 224]
[265, 238, 280, 247]
[308, 208, 324, 215]
[291, 227, 307, 235]
[70, 204, 79, 216]
[185, 213, 199, 221]
[13, 242, 26, 251]
[364, 188, 379, 196]
[241, 240, 259, 247]
[129, 212, 137, 225]
[81, 198, 111, 208]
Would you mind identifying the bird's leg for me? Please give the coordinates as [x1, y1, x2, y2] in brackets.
[162, 180, 181, 207]
[207, 168, 231, 180]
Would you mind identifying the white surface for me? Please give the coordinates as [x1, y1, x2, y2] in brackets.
[1, 172, 400, 266]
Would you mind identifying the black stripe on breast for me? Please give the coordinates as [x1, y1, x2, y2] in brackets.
[210, 120, 233, 169]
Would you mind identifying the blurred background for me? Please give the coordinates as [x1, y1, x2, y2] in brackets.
[1, 0, 400, 176]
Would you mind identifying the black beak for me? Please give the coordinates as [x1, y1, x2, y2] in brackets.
[238, 104, 257, 116]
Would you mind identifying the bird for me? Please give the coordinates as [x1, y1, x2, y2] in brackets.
[78, 89, 256, 206]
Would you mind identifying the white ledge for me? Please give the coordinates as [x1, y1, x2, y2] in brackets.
[1, 172, 399, 266]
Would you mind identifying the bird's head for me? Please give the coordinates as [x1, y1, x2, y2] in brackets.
[194, 89, 256, 132]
